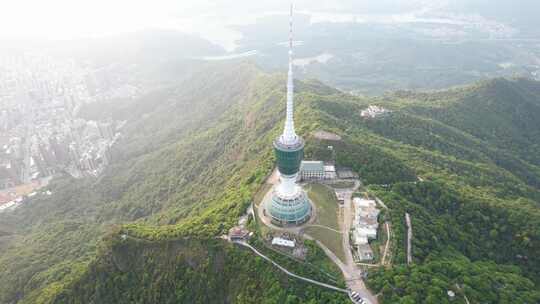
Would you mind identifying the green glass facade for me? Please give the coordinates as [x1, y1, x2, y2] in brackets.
[267, 136, 311, 226]
[274, 138, 304, 176]
[268, 192, 311, 225]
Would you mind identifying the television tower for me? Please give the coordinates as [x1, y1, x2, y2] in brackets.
[266, 3, 312, 226]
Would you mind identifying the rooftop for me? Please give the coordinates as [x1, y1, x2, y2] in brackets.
[229, 226, 249, 239]
[353, 198, 376, 208]
[324, 165, 336, 172]
[300, 161, 324, 172]
[357, 244, 374, 261]
[274, 136, 304, 151]
[272, 237, 296, 248]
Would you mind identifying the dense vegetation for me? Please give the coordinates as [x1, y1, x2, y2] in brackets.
[298, 78, 540, 303]
[305, 138, 417, 185]
[1, 61, 539, 304]
[43, 235, 348, 304]
[0, 63, 280, 303]
[368, 252, 540, 304]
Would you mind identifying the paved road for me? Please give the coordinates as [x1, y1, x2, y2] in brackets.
[381, 222, 391, 266]
[234, 240, 349, 293]
[405, 213, 412, 265]
[303, 234, 348, 273]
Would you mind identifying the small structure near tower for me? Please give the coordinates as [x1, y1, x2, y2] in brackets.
[229, 227, 250, 242]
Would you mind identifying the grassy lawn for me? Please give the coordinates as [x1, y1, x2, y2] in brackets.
[329, 181, 356, 189]
[307, 184, 340, 230]
[305, 183, 345, 262]
[304, 226, 346, 262]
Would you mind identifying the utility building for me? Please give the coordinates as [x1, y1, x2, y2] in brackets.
[272, 237, 296, 248]
[300, 161, 324, 180]
[299, 161, 336, 180]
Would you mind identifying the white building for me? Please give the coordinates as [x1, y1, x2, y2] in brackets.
[353, 198, 380, 226]
[353, 232, 368, 245]
[324, 165, 336, 179]
[272, 237, 296, 248]
[355, 226, 377, 239]
[353, 197, 375, 208]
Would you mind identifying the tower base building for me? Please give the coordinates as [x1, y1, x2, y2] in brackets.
[267, 190, 311, 226]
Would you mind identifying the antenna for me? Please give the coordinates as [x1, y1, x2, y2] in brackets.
[289, 2, 293, 52]
[281, 2, 297, 144]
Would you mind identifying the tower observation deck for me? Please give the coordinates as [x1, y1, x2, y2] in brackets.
[266, 3, 312, 226]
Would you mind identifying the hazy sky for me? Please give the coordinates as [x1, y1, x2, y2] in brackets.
[0, 0, 438, 40]
[1, 0, 535, 51]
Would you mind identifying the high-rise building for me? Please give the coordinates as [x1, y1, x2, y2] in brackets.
[265, 4, 312, 226]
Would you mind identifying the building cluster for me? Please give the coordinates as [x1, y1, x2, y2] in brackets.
[352, 197, 381, 261]
[0, 184, 52, 213]
[228, 226, 250, 242]
[360, 105, 391, 119]
[0, 52, 135, 208]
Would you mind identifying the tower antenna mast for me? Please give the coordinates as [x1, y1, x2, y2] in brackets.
[282, 1, 297, 144]
[264, 2, 312, 227]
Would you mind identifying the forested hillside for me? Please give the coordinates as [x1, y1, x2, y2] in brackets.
[1, 63, 539, 304]
[0, 62, 284, 303]
[331, 79, 540, 303]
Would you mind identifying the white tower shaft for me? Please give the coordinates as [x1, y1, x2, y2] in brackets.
[281, 3, 297, 145]
[277, 3, 300, 198]
[277, 174, 298, 197]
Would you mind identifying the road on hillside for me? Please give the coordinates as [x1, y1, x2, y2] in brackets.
[405, 213, 412, 265]
[381, 222, 391, 266]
